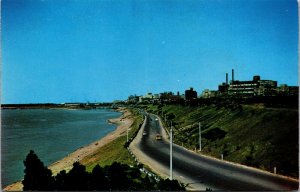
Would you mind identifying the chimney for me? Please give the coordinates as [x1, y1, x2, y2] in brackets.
[226, 73, 228, 85]
[232, 69, 234, 82]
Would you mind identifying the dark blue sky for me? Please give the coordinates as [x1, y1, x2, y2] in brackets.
[2, 0, 298, 103]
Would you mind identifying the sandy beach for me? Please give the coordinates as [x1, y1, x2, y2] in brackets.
[3, 107, 133, 191]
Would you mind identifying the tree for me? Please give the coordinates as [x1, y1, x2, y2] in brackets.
[54, 170, 67, 190]
[90, 164, 109, 190]
[107, 162, 131, 190]
[22, 151, 186, 191]
[167, 113, 176, 120]
[142, 175, 155, 191]
[22, 150, 54, 191]
[66, 162, 90, 190]
[158, 178, 185, 191]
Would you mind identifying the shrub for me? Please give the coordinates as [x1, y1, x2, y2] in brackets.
[22, 150, 185, 191]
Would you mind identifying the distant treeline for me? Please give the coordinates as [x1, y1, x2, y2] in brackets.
[23, 150, 185, 191]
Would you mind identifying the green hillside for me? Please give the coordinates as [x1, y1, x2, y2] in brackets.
[81, 109, 143, 171]
[143, 103, 298, 178]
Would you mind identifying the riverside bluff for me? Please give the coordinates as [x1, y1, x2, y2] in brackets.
[3, 107, 133, 191]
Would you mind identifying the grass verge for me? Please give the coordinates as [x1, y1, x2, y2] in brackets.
[80, 108, 143, 172]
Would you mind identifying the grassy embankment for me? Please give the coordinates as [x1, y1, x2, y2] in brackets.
[80, 109, 143, 172]
[143, 103, 298, 178]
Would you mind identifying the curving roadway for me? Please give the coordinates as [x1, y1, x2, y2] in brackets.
[130, 113, 299, 191]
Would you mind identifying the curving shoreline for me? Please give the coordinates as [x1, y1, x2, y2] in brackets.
[3, 107, 133, 191]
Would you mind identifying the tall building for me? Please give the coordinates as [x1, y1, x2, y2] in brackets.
[185, 87, 197, 100]
[219, 69, 278, 97]
[228, 76, 277, 97]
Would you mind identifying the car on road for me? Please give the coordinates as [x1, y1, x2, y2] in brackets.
[155, 134, 162, 140]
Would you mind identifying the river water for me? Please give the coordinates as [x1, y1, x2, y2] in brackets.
[1, 108, 121, 187]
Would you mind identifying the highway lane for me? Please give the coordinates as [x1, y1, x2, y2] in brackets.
[134, 113, 299, 191]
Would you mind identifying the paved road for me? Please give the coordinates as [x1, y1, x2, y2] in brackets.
[133, 113, 299, 191]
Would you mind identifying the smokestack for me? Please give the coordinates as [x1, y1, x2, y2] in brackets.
[226, 73, 228, 85]
[232, 69, 234, 82]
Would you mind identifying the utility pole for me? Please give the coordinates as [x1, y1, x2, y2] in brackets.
[170, 120, 173, 180]
[127, 126, 128, 142]
[199, 122, 202, 151]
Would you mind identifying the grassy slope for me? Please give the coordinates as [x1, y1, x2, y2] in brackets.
[145, 104, 298, 178]
[80, 109, 143, 172]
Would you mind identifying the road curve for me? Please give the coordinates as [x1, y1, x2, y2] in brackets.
[130, 113, 299, 191]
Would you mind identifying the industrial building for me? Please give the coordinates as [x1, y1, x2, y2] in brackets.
[218, 69, 282, 97]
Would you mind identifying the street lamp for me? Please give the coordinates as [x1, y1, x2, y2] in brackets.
[127, 126, 129, 142]
[199, 122, 201, 151]
[170, 120, 173, 180]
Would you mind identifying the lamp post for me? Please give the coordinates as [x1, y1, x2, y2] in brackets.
[199, 122, 201, 151]
[127, 126, 128, 142]
[170, 120, 173, 180]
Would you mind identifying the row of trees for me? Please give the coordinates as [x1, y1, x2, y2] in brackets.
[23, 150, 185, 191]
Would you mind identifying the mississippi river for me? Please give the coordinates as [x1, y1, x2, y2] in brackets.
[1, 108, 121, 187]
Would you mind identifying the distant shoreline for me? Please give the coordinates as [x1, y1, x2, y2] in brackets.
[1, 103, 114, 110]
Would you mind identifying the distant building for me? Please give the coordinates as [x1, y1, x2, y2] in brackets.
[218, 83, 229, 93]
[277, 84, 299, 96]
[218, 73, 229, 93]
[255, 79, 278, 96]
[139, 93, 153, 103]
[64, 103, 81, 107]
[288, 86, 299, 96]
[126, 67, 299, 105]
[201, 89, 218, 98]
[160, 92, 181, 103]
[217, 68, 300, 98]
[138, 93, 161, 103]
[228, 77, 277, 97]
[153, 94, 160, 99]
[185, 88, 197, 100]
[217, 69, 278, 97]
[127, 95, 140, 103]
